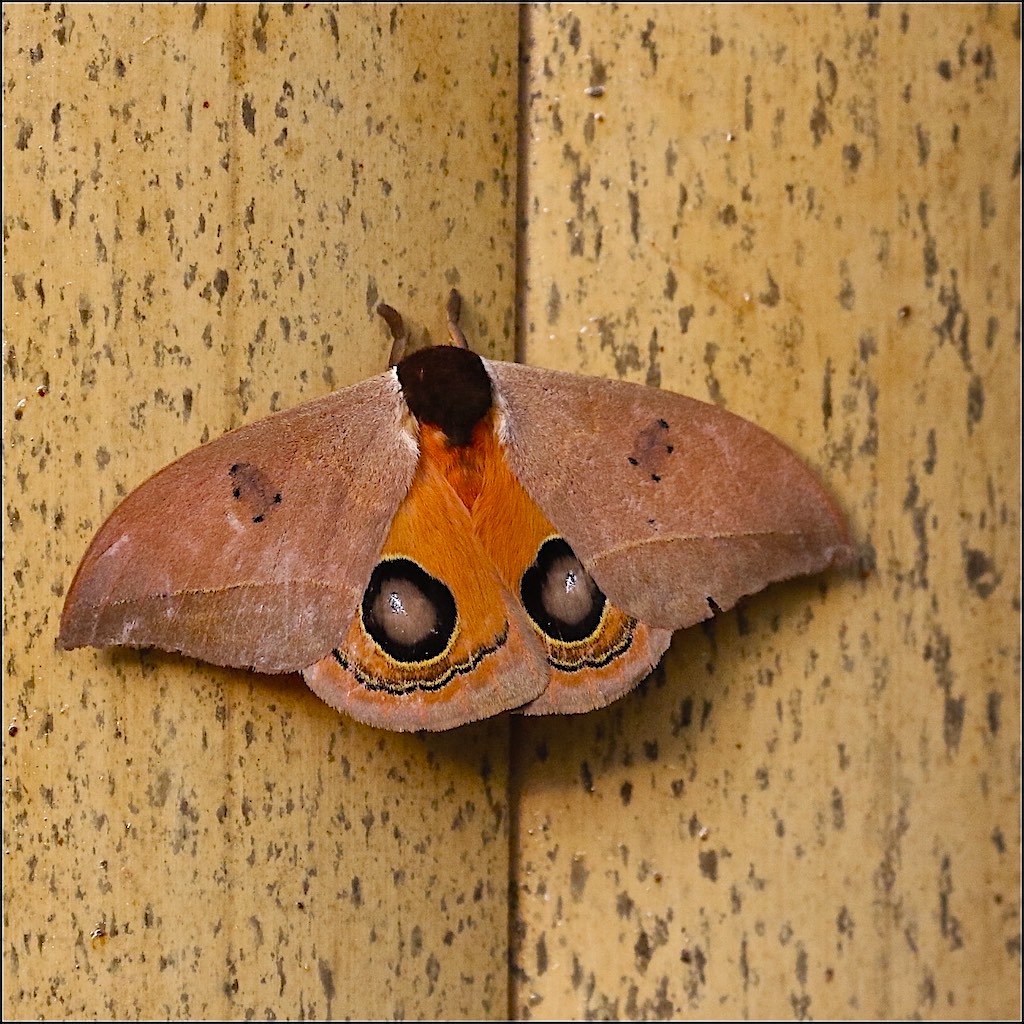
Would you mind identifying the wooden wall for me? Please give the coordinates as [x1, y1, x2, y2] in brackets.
[4, 5, 1019, 1019]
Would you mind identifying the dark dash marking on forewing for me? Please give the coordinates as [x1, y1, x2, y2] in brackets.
[229, 462, 283, 523]
[627, 417, 676, 480]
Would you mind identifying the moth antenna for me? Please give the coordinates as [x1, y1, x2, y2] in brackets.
[377, 303, 409, 367]
[445, 289, 470, 350]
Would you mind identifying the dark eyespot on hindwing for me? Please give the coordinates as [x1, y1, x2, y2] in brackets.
[361, 557, 457, 663]
[229, 462, 283, 523]
[520, 537, 606, 643]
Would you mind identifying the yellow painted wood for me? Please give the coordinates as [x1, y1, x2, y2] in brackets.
[512, 4, 1020, 1019]
[6, 5, 1020, 1021]
[3, 4, 518, 1018]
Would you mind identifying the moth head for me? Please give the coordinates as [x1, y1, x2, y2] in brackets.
[396, 346, 493, 448]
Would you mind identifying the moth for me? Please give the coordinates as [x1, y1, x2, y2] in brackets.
[59, 292, 852, 731]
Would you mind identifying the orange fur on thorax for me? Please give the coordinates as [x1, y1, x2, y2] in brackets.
[422, 414, 557, 592]
[420, 416, 501, 512]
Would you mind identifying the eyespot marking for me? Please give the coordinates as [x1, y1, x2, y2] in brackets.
[521, 537, 606, 643]
[361, 557, 457, 663]
[628, 417, 676, 481]
[229, 462, 283, 523]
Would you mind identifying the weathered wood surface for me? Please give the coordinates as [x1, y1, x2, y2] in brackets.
[3, 5, 518, 1019]
[510, 4, 1020, 1020]
[4, 4, 1019, 1021]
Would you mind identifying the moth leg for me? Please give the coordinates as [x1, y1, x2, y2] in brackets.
[377, 303, 408, 367]
[445, 289, 470, 350]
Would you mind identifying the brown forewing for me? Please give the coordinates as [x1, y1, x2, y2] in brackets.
[486, 360, 853, 633]
[58, 373, 418, 673]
